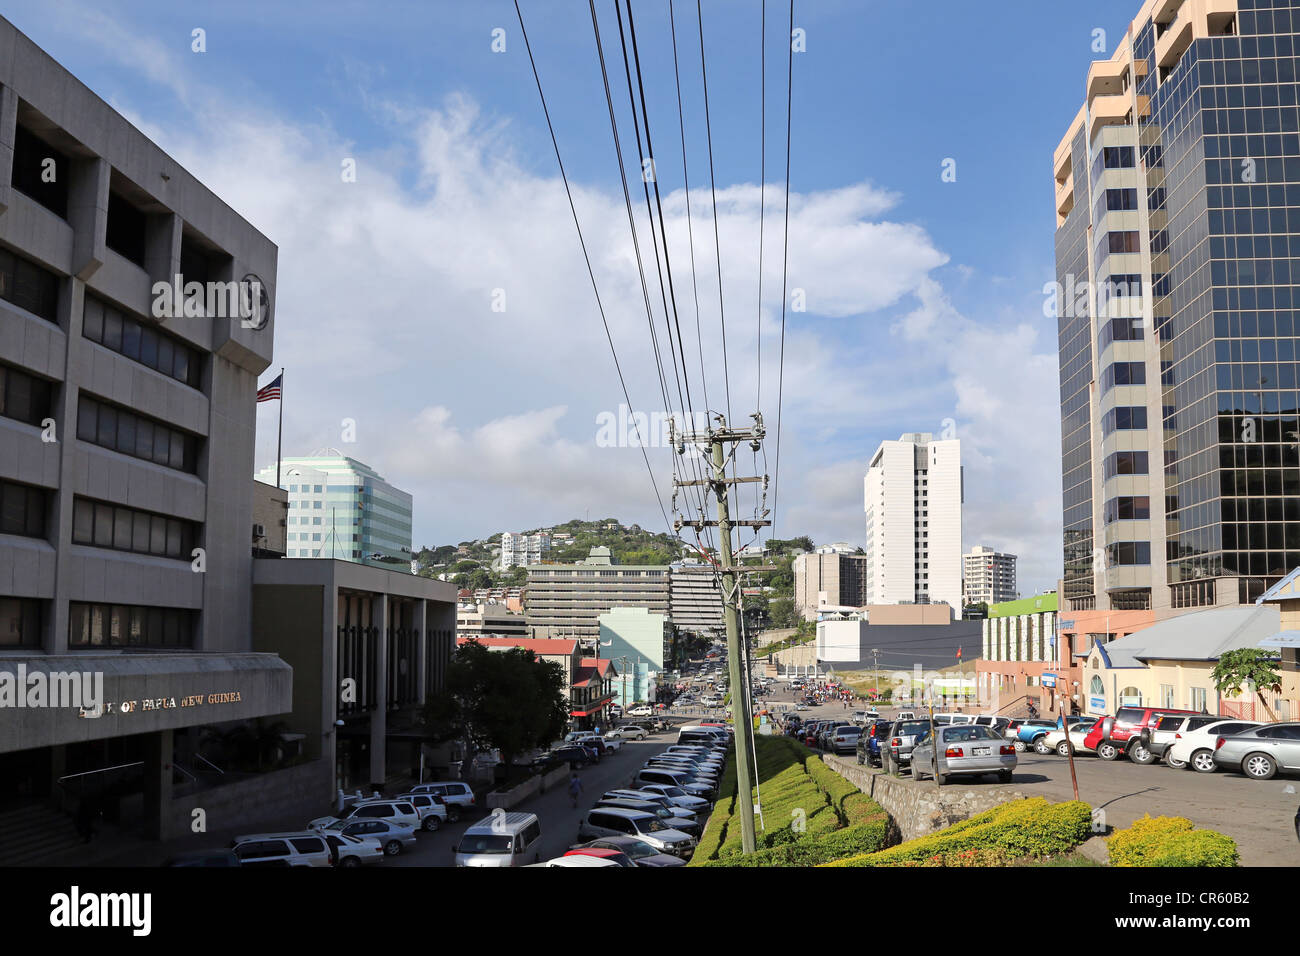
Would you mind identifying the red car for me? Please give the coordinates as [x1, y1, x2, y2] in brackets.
[563, 847, 635, 867]
[1083, 706, 1203, 761]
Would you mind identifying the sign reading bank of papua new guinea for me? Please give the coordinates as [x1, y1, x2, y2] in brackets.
[0, 654, 291, 754]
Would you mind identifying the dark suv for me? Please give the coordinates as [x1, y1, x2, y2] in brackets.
[856, 719, 894, 767]
[1084, 707, 1203, 761]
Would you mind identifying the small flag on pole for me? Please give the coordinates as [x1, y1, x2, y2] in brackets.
[956, 646, 962, 661]
[256, 373, 283, 403]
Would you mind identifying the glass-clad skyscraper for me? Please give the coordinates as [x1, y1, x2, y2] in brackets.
[256, 453, 413, 568]
[1054, 0, 1300, 613]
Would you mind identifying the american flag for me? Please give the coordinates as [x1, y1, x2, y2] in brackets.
[256, 373, 282, 403]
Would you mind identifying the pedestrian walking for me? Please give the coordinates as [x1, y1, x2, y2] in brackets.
[567, 772, 583, 809]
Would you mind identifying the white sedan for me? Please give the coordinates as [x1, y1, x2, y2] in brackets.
[627, 706, 654, 718]
[596, 735, 624, 752]
[1166, 719, 1263, 772]
[1039, 720, 1099, 757]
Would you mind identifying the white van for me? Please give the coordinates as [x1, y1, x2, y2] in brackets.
[454, 811, 543, 867]
[230, 831, 333, 867]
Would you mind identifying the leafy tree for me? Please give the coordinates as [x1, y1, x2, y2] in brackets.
[1211, 648, 1283, 720]
[423, 641, 569, 772]
[466, 568, 495, 592]
[769, 597, 798, 628]
[505, 566, 528, 587]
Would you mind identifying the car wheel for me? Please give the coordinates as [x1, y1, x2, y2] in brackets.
[1129, 741, 1155, 765]
[1097, 741, 1119, 761]
[1190, 749, 1217, 774]
[913, 763, 925, 782]
[1165, 752, 1187, 769]
[1056, 740, 1072, 757]
[1243, 752, 1277, 780]
[423, 815, 441, 832]
[447, 807, 461, 823]
[384, 839, 402, 856]
[857, 752, 865, 765]
[1013, 739, 1026, 753]
[340, 856, 360, 868]
[934, 771, 946, 786]
[1035, 737, 1053, 756]
[998, 770, 1013, 784]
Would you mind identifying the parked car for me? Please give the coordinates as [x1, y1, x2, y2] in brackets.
[1084, 707, 1204, 761]
[633, 768, 714, 798]
[322, 831, 386, 867]
[910, 724, 1017, 785]
[1165, 719, 1263, 772]
[320, 817, 418, 856]
[627, 705, 654, 718]
[1142, 714, 1231, 766]
[1212, 723, 1300, 779]
[610, 725, 648, 740]
[634, 783, 710, 810]
[395, 792, 449, 831]
[896, 711, 916, 720]
[230, 831, 334, 867]
[454, 812, 543, 867]
[1041, 719, 1099, 757]
[882, 719, 933, 775]
[972, 715, 1013, 736]
[828, 725, 862, 754]
[856, 719, 893, 767]
[572, 836, 687, 867]
[577, 807, 696, 857]
[309, 799, 421, 833]
[1012, 718, 1065, 752]
[587, 734, 623, 753]
[539, 853, 622, 867]
[406, 781, 475, 819]
[536, 746, 596, 770]
[163, 849, 241, 867]
[593, 797, 701, 835]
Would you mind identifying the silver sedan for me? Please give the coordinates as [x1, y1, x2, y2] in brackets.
[1211, 722, 1300, 780]
[911, 724, 1017, 785]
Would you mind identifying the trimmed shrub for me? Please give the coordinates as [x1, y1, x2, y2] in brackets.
[825, 798, 1092, 867]
[698, 819, 890, 868]
[1108, 815, 1239, 867]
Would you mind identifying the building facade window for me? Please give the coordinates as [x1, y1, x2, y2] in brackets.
[0, 246, 60, 323]
[82, 296, 202, 389]
[0, 478, 50, 539]
[68, 602, 195, 648]
[70, 495, 198, 559]
[76, 394, 200, 473]
[0, 597, 44, 647]
[0, 362, 55, 428]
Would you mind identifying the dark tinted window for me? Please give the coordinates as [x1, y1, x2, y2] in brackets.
[0, 246, 60, 322]
[11, 125, 69, 218]
[1115, 708, 1146, 726]
[289, 837, 324, 854]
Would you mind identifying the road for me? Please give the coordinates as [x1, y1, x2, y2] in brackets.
[386, 735, 681, 866]
[761, 679, 1299, 866]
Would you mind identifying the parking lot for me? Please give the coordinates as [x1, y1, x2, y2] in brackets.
[773, 681, 1300, 866]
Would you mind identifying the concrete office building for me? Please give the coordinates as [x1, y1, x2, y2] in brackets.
[792, 551, 870, 621]
[0, 16, 291, 849]
[500, 531, 550, 570]
[963, 545, 1018, 605]
[599, 605, 671, 706]
[255, 453, 412, 568]
[668, 561, 724, 637]
[525, 546, 669, 643]
[863, 433, 963, 614]
[251, 559, 456, 791]
[455, 601, 529, 640]
[1054, 0, 1300, 614]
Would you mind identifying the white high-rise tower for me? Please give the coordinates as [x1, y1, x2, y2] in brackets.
[864, 433, 963, 616]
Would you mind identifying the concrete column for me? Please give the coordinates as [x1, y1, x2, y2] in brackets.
[47, 279, 83, 654]
[0, 84, 17, 216]
[413, 598, 428, 704]
[68, 155, 108, 281]
[369, 592, 388, 789]
[142, 730, 174, 840]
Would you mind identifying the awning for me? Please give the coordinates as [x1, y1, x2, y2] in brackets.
[571, 695, 615, 717]
[1258, 630, 1300, 648]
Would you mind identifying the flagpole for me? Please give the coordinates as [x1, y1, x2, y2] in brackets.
[276, 367, 284, 489]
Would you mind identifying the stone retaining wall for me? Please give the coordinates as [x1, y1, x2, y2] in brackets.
[165, 759, 333, 840]
[823, 754, 1027, 842]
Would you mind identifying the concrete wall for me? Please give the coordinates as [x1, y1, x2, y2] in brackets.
[251, 584, 324, 757]
[823, 753, 1028, 842]
[164, 757, 333, 840]
[251, 480, 287, 555]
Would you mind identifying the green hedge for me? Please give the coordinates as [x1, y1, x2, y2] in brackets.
[690, 735, 889, 866]
[824, 798, 1092, 867]
[1108, 815, 1239, 867]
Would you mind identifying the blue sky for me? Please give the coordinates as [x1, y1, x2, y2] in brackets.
[7, 0, 1144, 594]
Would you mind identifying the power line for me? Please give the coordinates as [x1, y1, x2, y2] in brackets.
[513, 0, 673, 538]
[696, 0, 733, 423]
[771, 0, 795, 538]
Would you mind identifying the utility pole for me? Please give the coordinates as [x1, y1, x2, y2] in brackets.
[672, 413, 771, 856]
[871, 648, 880, 702]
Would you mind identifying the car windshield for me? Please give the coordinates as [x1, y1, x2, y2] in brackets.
[639, 817, 669, 833]
[614, 841, 655, 859]
[897, 721, 930, 736]
[661, 787, 684, 797]
[457, 834, 512, 854]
